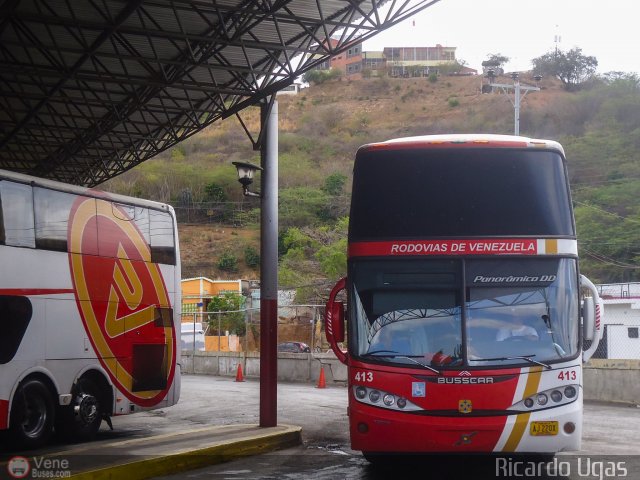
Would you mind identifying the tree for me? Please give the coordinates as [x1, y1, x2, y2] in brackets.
[482, 53, 509, 75]
[302, 68, 342, 85]
[487, 53, 509, 65]
[207, 293, 246, 336]
[532, 47, 598, 90]
[436, 59, 468, 76]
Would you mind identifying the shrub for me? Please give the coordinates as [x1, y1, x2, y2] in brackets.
[322, 173, 347, 196]
[218, 251, 238, 272]
[244, 245, 260, 269]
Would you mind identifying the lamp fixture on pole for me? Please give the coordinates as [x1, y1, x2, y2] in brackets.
[232, 161, 262, 197]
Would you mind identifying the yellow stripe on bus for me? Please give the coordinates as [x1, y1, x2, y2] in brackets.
[502, 367, 543, 452]
[545, 239, 558, 254]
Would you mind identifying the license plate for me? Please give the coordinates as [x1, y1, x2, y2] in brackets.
[530, 421, 559, 436]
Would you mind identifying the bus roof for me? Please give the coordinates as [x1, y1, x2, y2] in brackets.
[0, 168, 173, 213]
[360, 134, 565, 156]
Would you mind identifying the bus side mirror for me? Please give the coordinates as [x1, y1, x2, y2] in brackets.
[581, 275, 603, 362]
[329, 301, 345, 343]
[583, 299, 595, 342]
[325, 277, 347, 364]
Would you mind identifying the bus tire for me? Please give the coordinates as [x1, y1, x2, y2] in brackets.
[57, 377, 103, 442]
[9, 378, 55, 449]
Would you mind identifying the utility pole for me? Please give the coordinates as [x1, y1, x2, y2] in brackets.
[487, 72, 541, 136]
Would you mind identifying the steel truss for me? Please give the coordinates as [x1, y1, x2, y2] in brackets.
[0, 0, 439, 186]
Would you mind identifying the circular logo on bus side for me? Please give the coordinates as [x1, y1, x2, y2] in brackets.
[68, 197, 175, 407]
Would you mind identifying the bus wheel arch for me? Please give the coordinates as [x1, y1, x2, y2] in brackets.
[57, 369, 112, 441]
[9, 374, 57, 449]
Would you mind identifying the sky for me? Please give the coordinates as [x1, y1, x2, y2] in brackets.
[363, 0, 639, 75]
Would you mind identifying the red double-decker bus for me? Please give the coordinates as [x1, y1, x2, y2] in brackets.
[325, 134, 602, 459]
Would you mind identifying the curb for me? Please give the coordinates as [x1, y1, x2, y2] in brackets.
[68, 425, 302, 480]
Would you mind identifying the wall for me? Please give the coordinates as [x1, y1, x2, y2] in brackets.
[583, 359, 640, 405]
[181, 353, 640, 406]
[181, 351, 348, 384]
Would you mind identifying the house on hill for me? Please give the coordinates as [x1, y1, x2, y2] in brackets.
[181, 277, 248, 319]
[312, 39, 465, 80]
[384, 45, 458, 77]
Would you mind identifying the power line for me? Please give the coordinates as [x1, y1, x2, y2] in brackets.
[574, 200, 640, 224]
[582, 248, 640, 269]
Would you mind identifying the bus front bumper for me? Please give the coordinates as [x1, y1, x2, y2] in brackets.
[349, 401, 582, 454]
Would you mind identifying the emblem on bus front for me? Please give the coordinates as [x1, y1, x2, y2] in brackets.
[458, 399, 473, 414]
[454, 431, 478, 446]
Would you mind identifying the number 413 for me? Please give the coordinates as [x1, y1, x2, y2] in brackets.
[354, 371, 373, 382]
[557, 370, 577, 381]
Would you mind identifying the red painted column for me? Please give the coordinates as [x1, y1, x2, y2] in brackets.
[259, 297, 278, 426]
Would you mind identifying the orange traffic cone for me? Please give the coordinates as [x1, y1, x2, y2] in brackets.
[235, 363, 245, 382]
[316, 365, 326, 389]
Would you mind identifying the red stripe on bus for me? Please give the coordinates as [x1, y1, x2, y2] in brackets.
[349, 239, 538, 257]
[0, 288, 75, 296]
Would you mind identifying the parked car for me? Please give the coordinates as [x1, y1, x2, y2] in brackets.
[277, 341, 311, 353]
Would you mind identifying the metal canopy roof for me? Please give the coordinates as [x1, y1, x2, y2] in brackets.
[0, 0, 439, 186]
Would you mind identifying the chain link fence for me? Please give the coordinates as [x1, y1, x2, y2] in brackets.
[180, 304, 328, 354]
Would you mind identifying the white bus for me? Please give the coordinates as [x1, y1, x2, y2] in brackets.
[325, 135, 603, 458]
[0, 169, 181, 448]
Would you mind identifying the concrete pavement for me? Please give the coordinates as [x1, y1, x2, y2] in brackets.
[2, 423, 301, 480]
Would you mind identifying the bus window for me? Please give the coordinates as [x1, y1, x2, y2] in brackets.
[0, 296, 33, 364]
[112, 203, 150, 246]
[34, 187, 76, 252]
[150, 209, 176, 265]
[0, 181, 35, 248]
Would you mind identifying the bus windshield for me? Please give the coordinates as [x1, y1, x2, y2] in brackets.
[349, 147, 574, 241]
[351, 258, 579, 368]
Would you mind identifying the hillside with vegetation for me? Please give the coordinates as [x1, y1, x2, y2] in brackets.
[105, 71, 640, 299]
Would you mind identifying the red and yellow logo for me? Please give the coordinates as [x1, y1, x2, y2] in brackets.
[68, 197, 175, 406]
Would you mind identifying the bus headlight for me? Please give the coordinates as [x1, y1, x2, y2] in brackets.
[509, 384, 580, 412]
[352, 386, 421, 412]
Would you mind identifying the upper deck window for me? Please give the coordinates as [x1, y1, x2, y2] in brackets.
[0, 181, 35, 248]
[349, 147, 574, 241]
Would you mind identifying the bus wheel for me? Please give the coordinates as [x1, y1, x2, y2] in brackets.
[58, 378, 103, 442]
[9, 378, 55, 449]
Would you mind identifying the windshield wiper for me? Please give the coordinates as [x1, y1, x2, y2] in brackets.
[361, 352, 441, 375]
[471, 354, 551, 369]
[365, 349, 398, 355]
